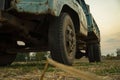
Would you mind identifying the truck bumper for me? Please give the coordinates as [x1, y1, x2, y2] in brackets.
[11, 0, 57, 16]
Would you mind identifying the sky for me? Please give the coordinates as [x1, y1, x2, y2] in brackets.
[85, 0, 120, 56]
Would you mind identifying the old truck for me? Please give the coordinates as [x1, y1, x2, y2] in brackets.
[0, 0, 101, 66]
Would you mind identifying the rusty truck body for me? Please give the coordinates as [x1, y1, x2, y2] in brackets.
[0, 0, 101, 66]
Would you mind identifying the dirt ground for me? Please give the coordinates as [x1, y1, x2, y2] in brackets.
[0, 57, 120, 80]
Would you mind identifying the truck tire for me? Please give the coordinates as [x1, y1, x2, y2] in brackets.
[49, 13, 76, 65]
[93, 43, 101, 62]
[86, 44, 95, 62]
[0, 53, 16, 66]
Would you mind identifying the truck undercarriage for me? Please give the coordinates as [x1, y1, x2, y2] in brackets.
[0, 10, 51, 52]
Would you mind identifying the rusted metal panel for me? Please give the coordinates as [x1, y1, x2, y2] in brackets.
[11, 0, 56, 15]
[10, 0, 87, 36]
[11, 0, 88, 36]
[11, 0, 85, 17]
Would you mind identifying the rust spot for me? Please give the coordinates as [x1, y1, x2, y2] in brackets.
[47, 8, 56, 16]
[45, 0, 48, 5]
[15, 0, 20, 3]
[38, 0, 48, 5]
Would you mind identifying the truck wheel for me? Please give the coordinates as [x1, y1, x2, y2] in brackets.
[93, 43, 101, 62]
[86, 43, 95, 62]
[0, 53, 16, 66]
[49, 13, 76, 65]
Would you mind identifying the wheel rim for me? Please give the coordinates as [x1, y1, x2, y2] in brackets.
[65, 25, 76, 58]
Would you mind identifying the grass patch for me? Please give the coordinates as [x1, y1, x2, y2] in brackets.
[0, 59, 119, 80]
[96, 65, 120, 75]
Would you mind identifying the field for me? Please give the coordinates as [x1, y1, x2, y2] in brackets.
[0, 57, 120, 80]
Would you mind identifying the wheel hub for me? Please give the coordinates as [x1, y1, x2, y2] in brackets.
[65, 25, 76, 57]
